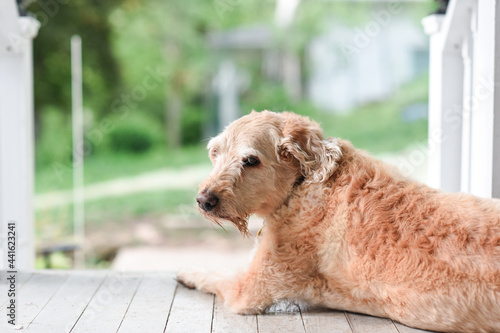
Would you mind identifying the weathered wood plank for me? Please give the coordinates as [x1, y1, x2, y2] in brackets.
[345, 312, 399, 333]
[257, 313, 305, 333]
[117, 273, 177, 333]
[0, 271, 437, 333]
[23, 271, 106, 332]
[212, 297, 257, 333]
[165, 286, 214, 333]
[301, 308, 352, 333]
[70, 272, 142, 333]
[394, 322, 439, 333]
[15, 272, 69, 329]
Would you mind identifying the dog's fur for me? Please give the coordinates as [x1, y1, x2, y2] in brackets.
[177, 111, 500, 332]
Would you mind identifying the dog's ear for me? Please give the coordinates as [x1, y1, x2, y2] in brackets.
[277, 112, 342, 183]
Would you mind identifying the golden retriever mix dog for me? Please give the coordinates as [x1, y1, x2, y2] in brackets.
[177, 110, 500, 332]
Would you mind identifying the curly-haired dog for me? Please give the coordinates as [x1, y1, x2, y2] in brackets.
[177, 111, 500, 332]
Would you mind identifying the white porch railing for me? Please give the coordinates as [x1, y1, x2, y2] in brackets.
[0, 1, 39, 269]
[423, 0, 500, 198]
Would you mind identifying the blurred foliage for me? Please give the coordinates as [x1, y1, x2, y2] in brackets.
[31, 0, 437, 189]
[27, 0, 123, 117]
[29, 0, 437, 155]
[35, 252, 73, 269]
[107, 111, 163, 153]
[36, 188, 197, 236]
[85, 189, 198, 223]
[181, 103, 209, 145]
[36, 145, 208, 193]
[35, 107, 72, 168]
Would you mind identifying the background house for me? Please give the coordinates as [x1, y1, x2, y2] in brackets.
[308, 18, 429, 112]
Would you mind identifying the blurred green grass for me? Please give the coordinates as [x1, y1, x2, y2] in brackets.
[84, 188, 197, 222]
[36, 145, 208, 194]
[36, 189, 197, 236]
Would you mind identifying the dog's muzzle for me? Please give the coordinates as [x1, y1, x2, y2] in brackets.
[196, 191, 219, 212]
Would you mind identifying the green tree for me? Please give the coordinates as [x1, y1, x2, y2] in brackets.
[27, 0, 123, 117]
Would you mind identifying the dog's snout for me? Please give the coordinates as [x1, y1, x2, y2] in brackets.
[196, 191, 219, 212]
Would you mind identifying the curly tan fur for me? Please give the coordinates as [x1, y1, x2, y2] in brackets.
[178, 110, 500, 332]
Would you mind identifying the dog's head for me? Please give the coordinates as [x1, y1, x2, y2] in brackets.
[196, 110, 342, 235]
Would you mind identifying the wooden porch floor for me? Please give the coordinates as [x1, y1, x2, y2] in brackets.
[1, 271, 435, 333]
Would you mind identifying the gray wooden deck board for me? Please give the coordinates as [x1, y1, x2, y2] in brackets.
[346, 312, 399, 333]
[70, 272, 142, 333]
[24, 271, 105, 333]
[257, 312, 306, 333]
[165, 284, 214, 333]
[117, 273, 177, 333]
[394, 322, 439, 333]
[212, 297, 258, 333]
[301, 307, 352, 333]
[0, 271, 437, 332]
[16, 272, 69, 330]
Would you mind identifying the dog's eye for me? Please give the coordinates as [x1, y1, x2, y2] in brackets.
[242, 156, 260, 167]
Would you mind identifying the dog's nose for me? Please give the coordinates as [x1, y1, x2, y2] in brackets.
[196, 191, 219, 212]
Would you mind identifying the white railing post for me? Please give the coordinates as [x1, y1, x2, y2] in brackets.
[422, 0, 476, 193]
[422, 13, 462, 193]
[460, 4, 477, 194]
[71, 35, 85, 268]
[469, 1, 500, 198]
[0, 2, 40, 270]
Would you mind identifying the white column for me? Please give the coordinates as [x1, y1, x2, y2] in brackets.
[460, 6, 476, 194]
[422, 0, 476, 193]
[0, 6, 40, 270]
[422, 14, 463, 192]
[71, 35, 85, 268]
[213, 60, 240, 130]
[469, 1, 500, 198]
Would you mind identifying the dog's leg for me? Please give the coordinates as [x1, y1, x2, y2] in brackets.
[177, 248, 286, 314]
[176, 269, 271, 314]
[176, 268, 233, 294]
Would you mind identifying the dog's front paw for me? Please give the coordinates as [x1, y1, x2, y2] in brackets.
[176, 268, 232, 296]
[176, 270, 198, 290]
[175, 276, 195, 289]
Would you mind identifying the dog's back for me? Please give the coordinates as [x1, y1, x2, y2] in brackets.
[323, 141, 500, 332]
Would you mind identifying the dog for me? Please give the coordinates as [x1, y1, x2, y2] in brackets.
[177, 110, 500, 332]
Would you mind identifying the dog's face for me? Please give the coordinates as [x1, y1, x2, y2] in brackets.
[196, 111, 342, 235]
